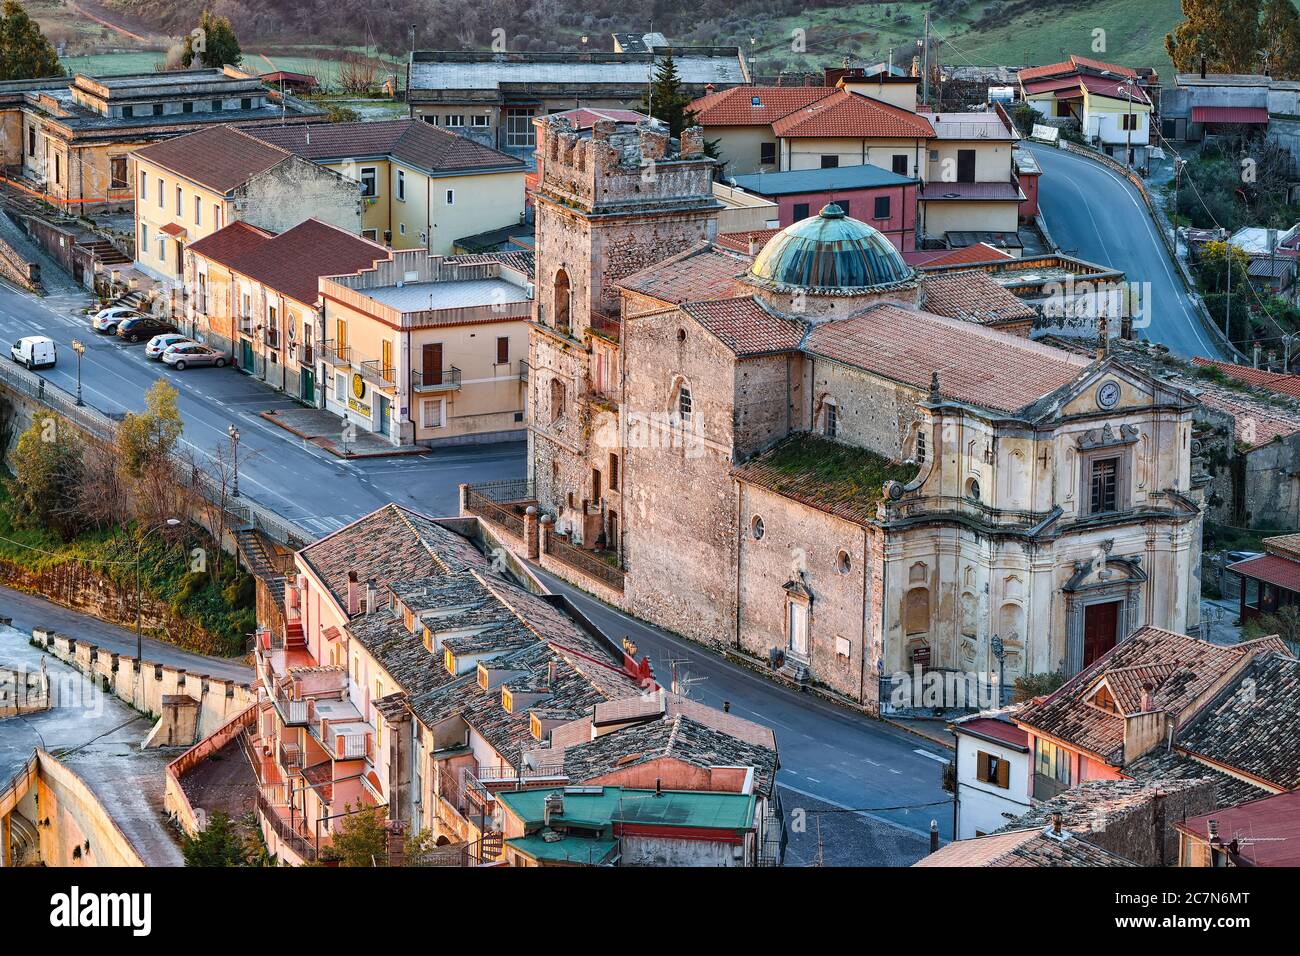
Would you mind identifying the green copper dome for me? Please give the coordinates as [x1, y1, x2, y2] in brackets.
[749, 203, 914, 290]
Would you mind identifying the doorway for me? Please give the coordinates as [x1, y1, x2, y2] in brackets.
[1083, 600, 1121, 667]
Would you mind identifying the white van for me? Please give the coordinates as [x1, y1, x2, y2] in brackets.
[10, 336, 57, 370]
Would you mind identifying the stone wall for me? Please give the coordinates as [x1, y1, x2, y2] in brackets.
[235, 156, 363, 237]
[35, 750, 145, 867]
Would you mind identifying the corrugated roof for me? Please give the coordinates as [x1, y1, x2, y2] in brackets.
[1191, 106, 1269, 124]
[409, 51, 747, 91]
[729, 164, 915, 196]
[1176, 791, 1300, 866]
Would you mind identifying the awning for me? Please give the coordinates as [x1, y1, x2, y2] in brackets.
[158, 222, 187, 238]
[1228, 553, 1300, 592]
[1191, 106, 1268, 124]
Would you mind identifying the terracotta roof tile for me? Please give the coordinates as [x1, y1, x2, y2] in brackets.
[186, 220, 276, 261]
[680, 296, 806, 356]
[247, 119, 523, 173]
[715, 229, 780, 253]
[914, 827, 1135, 866]
[133, 125, 292, 193]
[804, 304, 1088, 414]
[617, 243, 749, 304]
[689, 85, 836, 126]
[1017, 60, 1077, 83]
[1227, 553, 1300, 593]
[771, 90, 935, 139]
[921, 271, 1036, 326]
[1192, 358, 1300, 399]
[916, 242, 1014, 268]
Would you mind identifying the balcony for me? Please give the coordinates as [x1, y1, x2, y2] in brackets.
[518, 359, 529, 382]
[278, 741, 303, 773]
[359, 358, 396, 387]
[411, 366, 462, 393]
[272, 689, 312, 726]
[589, 309, 621, 343]
[237, 314, 254, 336]
[294, 343, 315, 366]
[265, 328, 281, 350]
[322, 340, 351, 367]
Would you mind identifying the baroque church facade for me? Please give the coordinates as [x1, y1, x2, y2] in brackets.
[526, 112, 1204, 713]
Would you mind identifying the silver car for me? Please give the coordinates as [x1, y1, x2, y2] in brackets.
[145, 333, 193, 360]
[161, 342, 227, 370]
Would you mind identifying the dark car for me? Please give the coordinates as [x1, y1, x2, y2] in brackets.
[116, 315, 178, 343]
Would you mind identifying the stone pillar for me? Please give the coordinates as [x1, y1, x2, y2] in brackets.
[458, 483, 470, 516]
[539, 514, 554, 557]
[524, 506, 539, 559]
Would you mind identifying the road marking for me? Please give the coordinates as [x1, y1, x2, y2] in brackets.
[776, 780, 937, 840]
[913, 749, 948, 764]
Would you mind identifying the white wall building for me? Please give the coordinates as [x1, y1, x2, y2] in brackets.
[953, 714, 1031, 839]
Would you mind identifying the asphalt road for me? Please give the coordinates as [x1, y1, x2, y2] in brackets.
[533, 568, 955, 842]
[0, 583, 252, 682]
[1027, 142, 1229, 361]
[0, 281, 526, 531]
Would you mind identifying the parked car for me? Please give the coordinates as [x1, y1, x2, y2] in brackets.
[161, 342, 226, 370]
[116, 316, 178, 343]
[9, 335, 57, 370]
[92, 307, 140, 333]
[145, 333, 193, 360]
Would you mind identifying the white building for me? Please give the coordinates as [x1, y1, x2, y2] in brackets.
[952, 713, 1031, 839]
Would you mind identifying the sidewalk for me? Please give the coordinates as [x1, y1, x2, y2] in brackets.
[260, 406, 429, 458]
[885, 717, 957, 751]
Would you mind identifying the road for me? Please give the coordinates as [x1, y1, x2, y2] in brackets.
[0, 584, 252, 682]
[534, 568, 954, 842]
[0, 281, 525, 533]
[1027, 142, 1229, 361]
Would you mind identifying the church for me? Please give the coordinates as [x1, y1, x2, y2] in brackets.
[526, 112, 1204, 713]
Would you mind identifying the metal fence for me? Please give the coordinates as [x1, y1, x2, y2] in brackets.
[463, 489, 527, 538]
[0, 359, 316, 550]
[543, 532, 625, 592]
[464, 478, 535, 504]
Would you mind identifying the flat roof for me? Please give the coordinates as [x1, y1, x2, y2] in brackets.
[497, 786, 757, 831]
[362, 277, 530, 312]
[729, 164, 915, 196]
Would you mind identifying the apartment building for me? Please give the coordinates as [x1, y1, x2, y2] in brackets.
[320, 249, 534, 446]
[246, 119, 526, 254]
[131, 125, 361, 282]
[1019, 55, 1153, 166]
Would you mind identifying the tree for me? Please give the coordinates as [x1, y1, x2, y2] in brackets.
[5, 414, 83, 539]
[181, 10, 242, 70]
[1262, 0, 1300, 80]
[639, 49, 699, 140]
[1243, 605, 1300, 656]
[182, 811, 248, 866]
[117, 379, 183, 477]
[1166, 0, 1262, 74]
[0, 0, 64, 81]
[329, 805, 388, 866]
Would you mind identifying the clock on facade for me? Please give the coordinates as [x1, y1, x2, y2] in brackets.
[1096, 381, 1121, 409]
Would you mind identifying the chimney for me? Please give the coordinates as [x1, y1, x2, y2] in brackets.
[365, 578, 378, 614]
[654, 777, 663, 797]
[547, 659, 557, 688]
[1051, 812, 1062, 836]
[1097, 315, 1109, 359]
[930, 819, 939, 853]
[723, 700, 731, 713]
[346, 571, 360, 616]
[543, 790, 563, 826]
[704, 83, 715, 94]
[1140, 681, 1155, 712]
[1200, 54, 1207, 79]
[1207, 818, 1220, 844]
[748, 235, 760, 255]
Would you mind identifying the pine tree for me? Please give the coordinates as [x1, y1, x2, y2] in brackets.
[181, 10, 242, 70]
[639, 49, 700, 140]
[0, 0, 64, 81]
[182, 811, 248, 867]
[1262, 0, 1300, 79]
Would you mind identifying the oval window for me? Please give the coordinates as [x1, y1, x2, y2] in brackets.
[837, 549, 851, 574]
[751, 515, 765, 540]
[967, 478, 981, 502]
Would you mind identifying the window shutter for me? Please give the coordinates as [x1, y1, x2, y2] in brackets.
[977, 752, 990, 782]
[996, 756, 1010, 789]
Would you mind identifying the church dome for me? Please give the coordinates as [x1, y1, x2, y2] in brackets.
[748, 203, 914, 291]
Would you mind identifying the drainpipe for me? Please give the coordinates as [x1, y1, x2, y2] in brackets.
[859, 524, 868, 704]
[734, 481, 743, 650]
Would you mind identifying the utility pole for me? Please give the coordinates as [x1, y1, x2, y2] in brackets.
[922, 11, 930, 109]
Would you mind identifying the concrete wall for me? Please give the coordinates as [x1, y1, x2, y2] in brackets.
[36, 751, 145, 867]
[236, 156, 362, 237]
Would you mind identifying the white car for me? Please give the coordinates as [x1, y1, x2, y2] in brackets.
[92, 306, 140, 333]
[145, 333, 193, 360]
[10, 335, 56, 370]
[161, 342, 226, 370]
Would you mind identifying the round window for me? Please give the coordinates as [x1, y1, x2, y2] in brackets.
[837, 549, 851, 574]
[751, 515, 765, 540]
[967, 478, 981, 501]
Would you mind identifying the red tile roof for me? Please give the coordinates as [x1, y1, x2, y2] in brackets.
[617, 244, 750, 304]
[247, 119, 523, 173]
[1192, 358, 1300, 398]
[1227, 553, 1300, 593]
[679, 296, 806, 356]
[921, 271, 1036, 326]
[133, 125, 293, 193]
[1019, 55, 1137, 83]
[957, 717, 1029, 751]
[689, 86, 835, 126]
[1175, 791, 1300, 866]
[188, 218, 389, 306]
[804, 304, 1088, 414]
[1069, 54, 1138, 78]
[1079, 75, 1151, 104]
[158, 222, 186, 237]
[1191, 106, 1269, 124]
[1191, 387, 1300, 448]
[917, 242, 1015, 268]
[1016, 60, 1076, 83]
[771, 90, 935, 139]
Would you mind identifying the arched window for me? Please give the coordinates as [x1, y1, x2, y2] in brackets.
[549, 377, 566, 422]
[677, 383, 693, 423]
[553, 268, 571, 332]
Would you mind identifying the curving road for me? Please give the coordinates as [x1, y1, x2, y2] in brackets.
[1026, 142, 1229, 360]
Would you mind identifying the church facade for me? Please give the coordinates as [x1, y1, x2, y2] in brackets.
[526, 113, 1204, 713]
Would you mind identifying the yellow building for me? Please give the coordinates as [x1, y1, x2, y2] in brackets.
[320, 249, 533, 446]
[247, 120, 526, 254]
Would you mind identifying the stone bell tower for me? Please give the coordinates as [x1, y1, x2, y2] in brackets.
[528, 113, 720, 550]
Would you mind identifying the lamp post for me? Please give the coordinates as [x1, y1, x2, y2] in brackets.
[70, 339, 85, 406]
[1119, 77, 1138, 169]
[136, 518, 181, 660]
[228, 424, 240, 498]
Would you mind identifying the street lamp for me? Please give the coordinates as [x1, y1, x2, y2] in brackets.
[1118, 77, 1138, 170]
[70, 339, 85, 406]
[136, 518, 181, 660]
[228, 424, 240, 498]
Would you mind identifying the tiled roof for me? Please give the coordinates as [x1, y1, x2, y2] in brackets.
[617, 243, 749, 304]
[185, 220, 276, 261]
[1019, 55, 1137, 84]
[921, 271, 1036, 326]
[689, 85, 835, 126]
[1127, 747, 1271, 809]
[1017, 60, 1077, 83]
[1192, 358, 1300, 399]
[1070, 54, 1139, 78]
[1175, 791, 1300, 866]
[1172, 651, 1300, 791]
[247, 119, 523, 173]
[191, 218, 390, 306]
[680, 296, 807, 356]
[297, 503, 491, 610]
[1014, 627, 1279, 766]
[918, 181, 1024, 202]
[954, 715, 1029, 751]
[915, 242, 1014, 268]
[1227, 553, 1300, 593]
[1002, 777, 1211, 841]
[771, 90, 936, 139]
[559, 712, 779, 798]
[133, 125, 292, 193]
[913, 827, 1136, 867]
[732, 432, 918, 526]
[1192, 387, 1300, 448]
[715, 229, 779, 253]
[1265, 533, 1300, 560]
[804, 304, 1089, 414]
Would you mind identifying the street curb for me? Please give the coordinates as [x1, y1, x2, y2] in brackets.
[882, 718, 956, 752]
[258, 410, 429, 459]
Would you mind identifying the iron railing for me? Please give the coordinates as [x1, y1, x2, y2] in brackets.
[518, 359, 529, 382]
[543, 532, 625, 592]
[255, 791, 318, 863]
[462, 478, 536, 504]
[322, 340, 351, 367]
[411, 366, 461, 392]
[360, 358, 396, 385]
[463, 489, 527, 538]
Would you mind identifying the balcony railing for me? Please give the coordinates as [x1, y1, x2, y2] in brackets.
[237, 314, 254, 336]
[273, 690, 311, 726]
[321, 726, 370, 761]
[322, 340, 351, 367]
[518, 359, 529, 382]
[589, 309, 621, 343]
[411, 367, 462, 392]
[265, 329, 281, 350]
[544, 532, 625, 592]
[278, 741, 303, 773]
[360, 358, 396, 386]
[295, 343, 315, 365]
